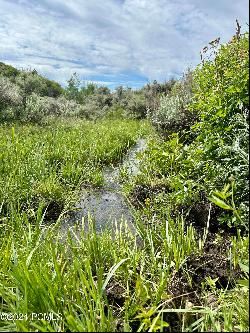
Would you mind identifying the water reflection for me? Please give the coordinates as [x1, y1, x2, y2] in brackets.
[60, 139, 147, 236]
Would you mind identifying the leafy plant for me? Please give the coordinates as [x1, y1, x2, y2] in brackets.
[147, 70, 196, 133]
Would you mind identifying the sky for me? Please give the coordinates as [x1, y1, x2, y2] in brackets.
[0, 0, 249, 89]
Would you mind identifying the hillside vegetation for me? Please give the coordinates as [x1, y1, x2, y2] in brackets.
[0, 29, 249, 332]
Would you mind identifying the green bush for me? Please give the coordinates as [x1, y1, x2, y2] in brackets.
[147, 70, 195, 133]
[77, 97, 105, 120]
[132, 32, 249, 231]
[0, 76, 22, 107]
[189, 32, 249, 228]
[0, 76, 23, 121]
[0, 61, 20, 79]
[22, 94, 90, 122]
[125, 93, 147, 119]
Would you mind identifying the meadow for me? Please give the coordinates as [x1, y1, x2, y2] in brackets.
[0, 31, 249, 332]
[0, 119, 151, 221]
[0, 118, 248, 332]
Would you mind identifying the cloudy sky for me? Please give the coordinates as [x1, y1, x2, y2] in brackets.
[0, 0, 249, 89]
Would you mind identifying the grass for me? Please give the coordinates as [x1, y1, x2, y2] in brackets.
[0, 210, 248, 331]
[0, 118, 248, 332]
[0, 118, 151, 220]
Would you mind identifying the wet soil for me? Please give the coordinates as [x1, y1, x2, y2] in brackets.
[105, 279, 126, 308]
[168, 228, 240, 307]
[44, 200, 64, 222]
[161, 228, 240, 330]
[42, 138, 245, 331]
[59, 139, 147, 236]
[104, 232, 241, 332]
[130, 183, 172, 207]
[168, 251, 239, 306]
[104, 186, 242, 331]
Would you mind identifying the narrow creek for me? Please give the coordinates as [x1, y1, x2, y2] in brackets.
[59, 138, 147, 236]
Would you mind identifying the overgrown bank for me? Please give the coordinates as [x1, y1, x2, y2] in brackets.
[0, 119, 152, 222]
[126, 31, 249, 233]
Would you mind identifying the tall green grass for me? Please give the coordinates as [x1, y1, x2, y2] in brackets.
[0, 118, 151, 220]
[0, 118, 248, 332]
[0, 210, 248, 331]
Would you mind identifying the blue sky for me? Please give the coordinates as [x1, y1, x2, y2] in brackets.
[0, 0, 249, 89]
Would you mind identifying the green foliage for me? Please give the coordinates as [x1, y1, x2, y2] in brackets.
[77, 82, 97, 104]
[0, 119, 150, 219]
[41, 77, 64, 97]
[0, 201, 248, 331]
[111, 81, 177, 122]
[125, 93, 147, 119]
[189, 32, 249, 227]
[0, 63, 64, 98]
[0, 62, 20, 78]
[142, 79, 176, 112]
[65, 72, 81, 100]
[0, 77, 22, 108]
[0, 30, 249, 333]
[0, 64, 65, 122]
[15, 70, 64, 98]
[1, 62, 177, 124]
[132, 32, 249, 230]
[147, 70, 196, 133]
[15, 71, 48, 97]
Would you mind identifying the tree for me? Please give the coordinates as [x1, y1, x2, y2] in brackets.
[65, 73, 81, 100]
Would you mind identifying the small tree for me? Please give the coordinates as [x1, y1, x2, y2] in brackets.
[65, 73, 81, 100]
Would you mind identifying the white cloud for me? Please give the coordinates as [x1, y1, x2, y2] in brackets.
[0, 0, 248, 87]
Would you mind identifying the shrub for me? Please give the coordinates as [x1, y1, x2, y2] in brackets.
[125, 93, 147, 119]
[0, 76, 22, 107]
[142, 79, 176, 112]
[15, 71, 48, 98]
[133, 30, 249, 231]
[42, 78, 64, 97]
[189, 31, 249, 228]
[147, 70, 196, 132]
[22, 93, 46, 123]
[0, 62, 20, 79]
[104, 104, 126, 119]
[77, 98, 107, 120]
[22, 94, 90, 122]
[55, 96, 87, 117]
[0, 76, 23, 121]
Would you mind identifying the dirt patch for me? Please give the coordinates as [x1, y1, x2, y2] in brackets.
[105, 279, 144, 332]
[168, 249, 240, 307]
[130, 183, 171, 207]
[105, 280, 126, 308]
[130, 184, 151, 206]
[187, 202, 224, 232]
[174, 195, 238, 236]
[162, 242, 240, 331]
[44, 200, 64, 221]
[104, 235, 240, 331]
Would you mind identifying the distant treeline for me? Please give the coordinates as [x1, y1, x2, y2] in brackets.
[0, 61, 179, 123]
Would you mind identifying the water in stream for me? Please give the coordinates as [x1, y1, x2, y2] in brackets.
[59, 138, 147, 236]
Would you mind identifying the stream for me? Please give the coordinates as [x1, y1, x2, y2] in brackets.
[59, 138, 147, 236]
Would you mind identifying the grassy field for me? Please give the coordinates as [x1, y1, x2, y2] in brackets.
[0, 118, 151, 221]
[1, 206, 248, 332]
[0, 118, 248, 332]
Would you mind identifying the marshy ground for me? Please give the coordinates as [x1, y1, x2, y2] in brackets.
[0, 118, 248, 332]
[60, 138, 147, 236]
